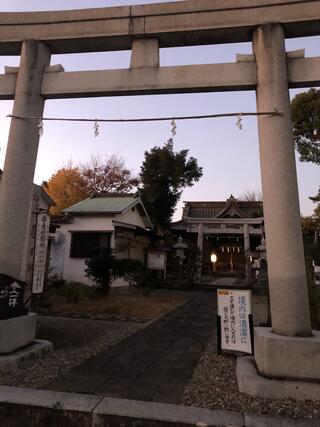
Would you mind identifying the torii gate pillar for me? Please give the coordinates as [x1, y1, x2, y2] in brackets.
[0, 40, 51, 279]
[252, 24, 320, 381]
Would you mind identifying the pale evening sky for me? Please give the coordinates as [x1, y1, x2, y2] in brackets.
[0, 0, 319, 221]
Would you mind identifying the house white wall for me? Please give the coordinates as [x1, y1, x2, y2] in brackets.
[115, 232, 149, 263]
[53, 215, 113, 285]
[119, 207, 146, 229]
[50, 204, 150, 285]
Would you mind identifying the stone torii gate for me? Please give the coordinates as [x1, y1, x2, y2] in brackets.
[0, 0, 320, 390]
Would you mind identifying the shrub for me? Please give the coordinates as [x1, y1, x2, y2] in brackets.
[114, 259, 152, 288]
[84, 248, 115, 291]
[85, 248, 151, 292]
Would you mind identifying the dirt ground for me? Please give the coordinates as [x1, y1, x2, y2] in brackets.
[38, 287, 189, 320]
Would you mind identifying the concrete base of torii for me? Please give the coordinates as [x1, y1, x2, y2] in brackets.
[254, 328, 320, 381]
[0, 313, 52, 372]
[237, 327, 320, 401]
[237, 355, 320, 402]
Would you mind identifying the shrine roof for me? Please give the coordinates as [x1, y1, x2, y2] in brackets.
[182, 199, 263, 219]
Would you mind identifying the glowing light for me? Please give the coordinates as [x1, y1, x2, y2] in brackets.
[211, 253, 217, 263]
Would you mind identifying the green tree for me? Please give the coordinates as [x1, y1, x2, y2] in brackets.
[138, 139, 203, 231]
[301, 215, 317, 243]
[310, 188, 320, 233]
[291, 88, 320, 164]
[302, 189, 320, 251]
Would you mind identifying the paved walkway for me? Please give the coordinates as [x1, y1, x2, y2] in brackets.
[196, 276, 247, 290]
[47, 292, 216, 404]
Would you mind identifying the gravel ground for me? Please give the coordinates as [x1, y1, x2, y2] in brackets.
[2, 295, 320, 420]
[0, 316, 144, 389]
[184, 295, 320, 420]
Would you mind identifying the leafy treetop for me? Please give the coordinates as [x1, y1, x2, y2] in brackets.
[80, 154, 139, 194]
[44, 155, 139, 215]
[291, 88, 320, 165]
[138, 138, 202, 231]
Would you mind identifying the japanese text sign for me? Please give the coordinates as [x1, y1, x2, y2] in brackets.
[32, 212, 50, 294]
[217, 289, 253, 354]
[147, 252, 166, 270]
[0, 274, 26, 311]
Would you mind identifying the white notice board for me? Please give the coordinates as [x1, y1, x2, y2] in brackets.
[32, 213, 50, 294]
[147, 253, 166, 270]
[217, 289, 253, 355]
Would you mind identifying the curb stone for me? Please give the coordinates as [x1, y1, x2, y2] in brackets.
[0, 385, 318, 426]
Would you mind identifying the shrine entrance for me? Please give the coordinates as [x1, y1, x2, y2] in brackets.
[0, 0, 320, 384]
[205, 235, 247, 275]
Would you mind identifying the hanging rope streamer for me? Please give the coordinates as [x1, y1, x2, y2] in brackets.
[93, 119, 99, 137]
[37, 119, 44, 137]
[171, 119, 177, 137]
[236, 113, 243, 130]
[7, 110, 281, 123]
[7, 110, 282, 138]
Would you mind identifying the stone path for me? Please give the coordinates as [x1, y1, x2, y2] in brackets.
[196, 276, 247, 289]
[47, 292, 216, 404]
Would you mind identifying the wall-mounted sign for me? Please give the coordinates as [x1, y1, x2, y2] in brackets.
[32, 212, 50, 294]
[148, 252, 166, 270]
[147, 251, 167, 279]
[217, 289, 253, 355]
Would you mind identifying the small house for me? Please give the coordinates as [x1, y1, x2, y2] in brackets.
[50, 194, 152, 285]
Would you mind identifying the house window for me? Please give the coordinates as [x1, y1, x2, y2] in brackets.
[70, 232, 111, 258]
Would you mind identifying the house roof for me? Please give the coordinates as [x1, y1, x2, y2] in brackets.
[63, 194, 152, 228]
[63, 195, 138, 214]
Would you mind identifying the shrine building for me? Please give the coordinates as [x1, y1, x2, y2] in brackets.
[171, 195, 264, 276]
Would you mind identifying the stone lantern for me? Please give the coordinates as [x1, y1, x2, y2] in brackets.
[173, 236, 188, 266]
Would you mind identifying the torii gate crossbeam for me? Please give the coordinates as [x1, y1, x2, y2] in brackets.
[0, 56, 320, 100]
[0, 0, 319, 54]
